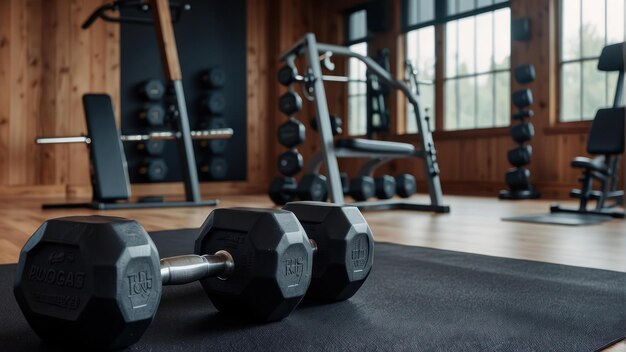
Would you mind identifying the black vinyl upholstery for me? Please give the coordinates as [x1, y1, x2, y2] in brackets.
[335, 138, 415, 155]
[597, 42, 625, 72]
[586, 107, 625, 155]
[570, 156, 609, 174]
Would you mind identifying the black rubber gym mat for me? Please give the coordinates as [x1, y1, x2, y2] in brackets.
[0, 228, 624, 351]
[502, 212, 614, 226]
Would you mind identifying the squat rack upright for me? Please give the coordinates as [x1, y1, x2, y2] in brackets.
[281, 33, 449, 213]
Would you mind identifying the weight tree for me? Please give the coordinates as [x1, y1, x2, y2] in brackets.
[499, 64, 540, 200]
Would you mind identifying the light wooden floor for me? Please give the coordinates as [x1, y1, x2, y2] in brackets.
[1, 194, 624, 351]
[2, 194, 624, 270]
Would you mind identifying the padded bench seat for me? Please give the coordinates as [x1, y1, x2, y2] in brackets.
[570, 156, 609, 175]
[335, 138, 415, 155]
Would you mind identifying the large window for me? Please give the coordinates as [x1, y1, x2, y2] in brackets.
[445, 8, 510, 130]
[348, 42, 368, 136]
[406, 26, 436, 133]
[403, 0, 511, 132]
[347, 9, 368, 136]
[559, 0, 625, 122]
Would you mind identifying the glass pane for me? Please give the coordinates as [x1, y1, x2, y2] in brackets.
[349, 97, 359, 134]
[348, 43, 368, 136]
[406, 26, 436, 134]
[493, 8, 510, 70]
[458, 0, 476, 13]
[448, 0, 457, 15]
[407, 104, 417, 134]
[458, 76, 477, 129]
[581, 0, 605, 57]
[476, 74, 494, 128]
[419, 0, 435, 23]
[478, 0, 494, 7]
[406, 0, 419, 26]
[358, 95, 367, 134]
[442, 7, 510, 130]
[350, 41, 368, 56]
[445, 79, 459, 130]
[348, 10, 367, 42]
[582, 59, 607, 118]
[494, 71, 510, 126]
[561, 0, 581, 61]
[476, 12, 494, 73]
[457, 17, 476, 75]
[446, 20, 458, 77]
[607, 0, 625, 44]
[407, 29, 418, 59]
[561, 62, 582, 121]
[418, 28, 436, 76]
[423, 84, 436, 131]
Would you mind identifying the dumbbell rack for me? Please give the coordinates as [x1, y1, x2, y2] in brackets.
[271, 33, 449, 213]
[34, 0, 232, 209]
[499, 64, 541, 200]
[196, 68, 230, 181]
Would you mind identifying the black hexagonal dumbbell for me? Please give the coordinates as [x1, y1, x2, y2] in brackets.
[268, 176, 298, 205]
[278, 118, 306, 148]
[199, 118, 229, 154]
[277, 149, 304, 177]
[139, 104, 166, 127]
[395, 173, 417, 198]
[199, 157, 229, 180]
[277, 65, 299, 86]
[510, 122, 535, 144]
[137, 140, 166, 157]
[374, 175, 396, 200]
[349, 176, 375, 201]
[138, 79, 165, 101]
[297, 174, 328, 202]
[310, 115, 343, 136]
[14, 209, 314, 350]
[507, 145, 532, 167]
[269, 174, 329, 204]
[14, 204, 374, 350]
[279, 91, 303, 116]
[201, 67, 226, 88]
[283, 202, 374, 301]
[203, 91, 226, 115]
[139, 158, 168, 182]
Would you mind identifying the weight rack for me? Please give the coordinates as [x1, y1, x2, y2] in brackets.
[277, 33, 449, 213]
[35, 0, 232, 210]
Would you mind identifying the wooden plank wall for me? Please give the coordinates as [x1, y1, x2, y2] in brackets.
[0, 0, 119, 197]
[0, 0, 614, 200]
[0, 0, 274, 199]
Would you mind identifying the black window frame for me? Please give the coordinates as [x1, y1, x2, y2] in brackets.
[344, 5, 371, 46]
[344, 6, 371, 136]
[402, 0, 512, 131]
[557, 0, 625, 122]
[401, 0, 510, 33]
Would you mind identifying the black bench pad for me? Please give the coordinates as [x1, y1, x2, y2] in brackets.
[571, 156, 609, 174]
[335, 138, 415, 155]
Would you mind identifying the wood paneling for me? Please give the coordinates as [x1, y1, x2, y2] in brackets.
[0, 0, 620, 201]
[0, 0, 274, 198]
[0, 0, 119, 190]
